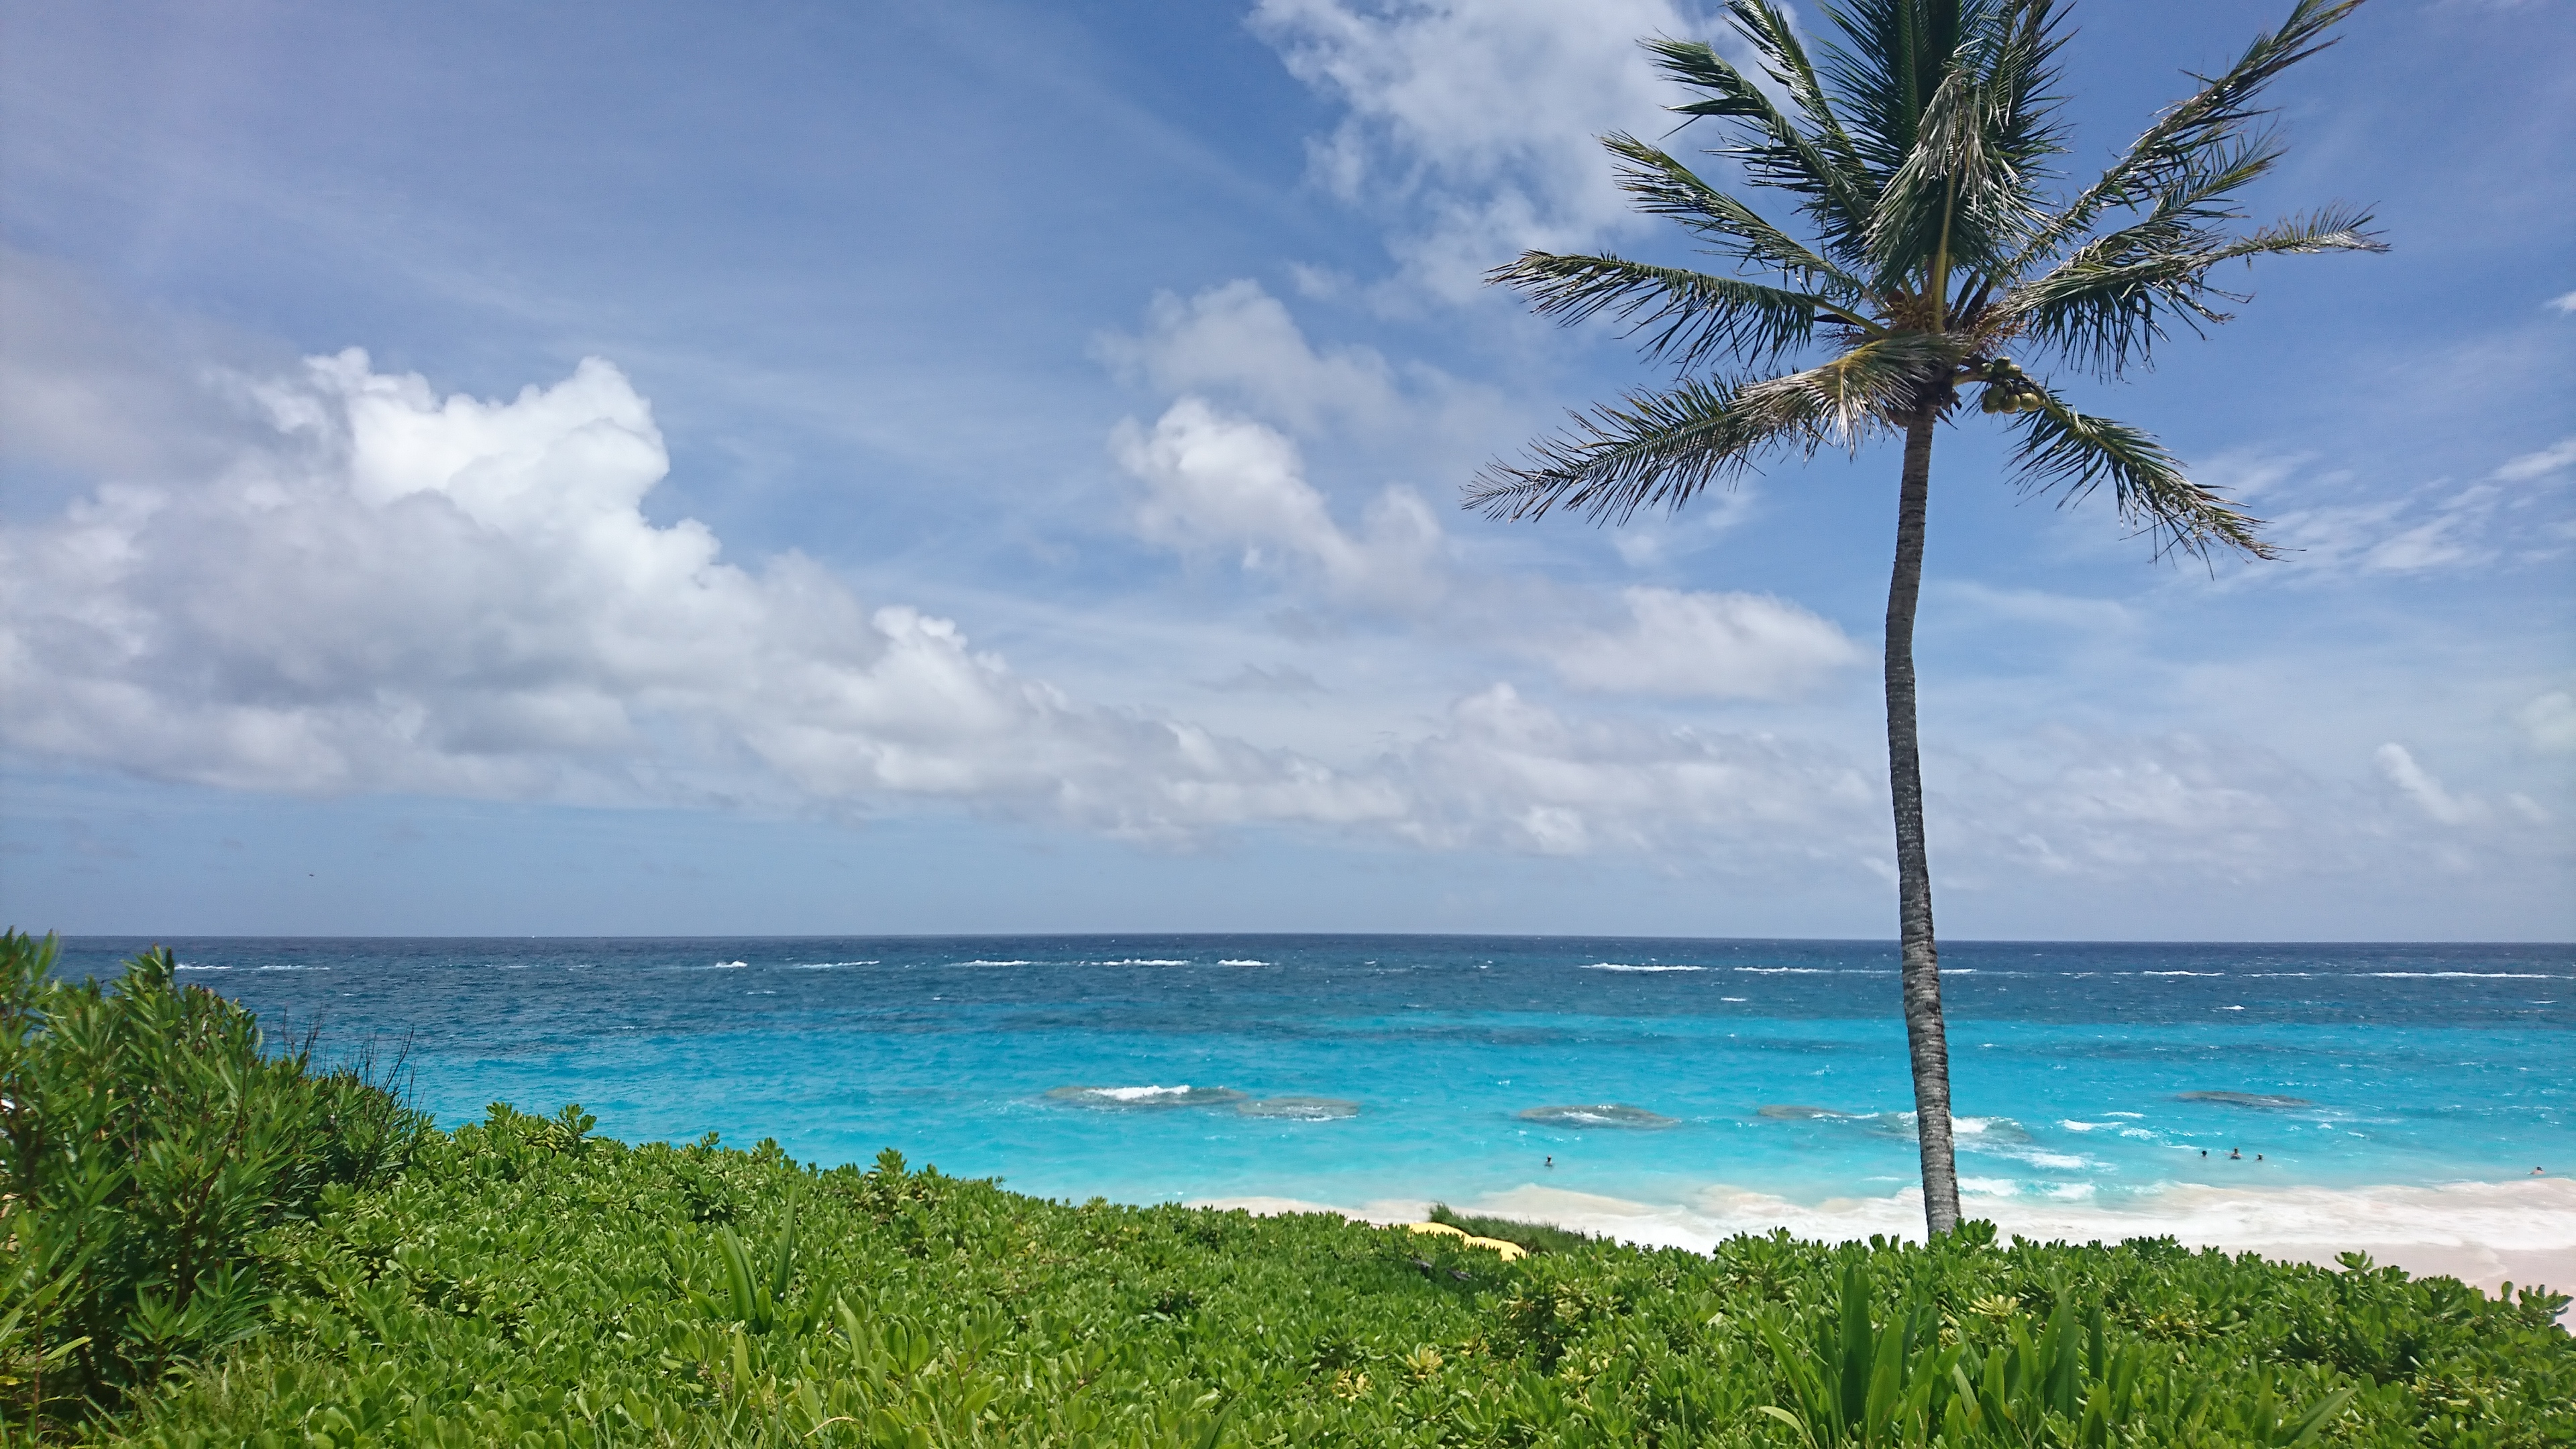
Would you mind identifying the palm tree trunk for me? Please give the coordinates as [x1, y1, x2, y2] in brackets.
[1885, 415, 1962, 1236]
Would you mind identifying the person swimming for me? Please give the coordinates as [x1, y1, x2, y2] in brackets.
[2229, 1148, 2241, 1160]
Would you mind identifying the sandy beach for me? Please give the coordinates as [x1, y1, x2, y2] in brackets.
[1204, 1175, 2576, 1324]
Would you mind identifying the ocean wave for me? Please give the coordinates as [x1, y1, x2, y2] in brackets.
[1733, 967, 1846, 974]
[710, 960, 748, 969]
[1236, 1096, 1360, 1121]
[1045, 1085, 1245, 1110]
[2365, 971, 2562, 980]
[1581, 963, 1705, 973]
[793, 960, 880, 969]
[254, 964, 321, 972]
[1099, 959, 1191, 966]
[2060, 1120, 2108, 1132]
[175, 963, 228, 971]
[1721, 996, 1748, 1002]
[1219, 959, 1271, 967]
[955, 959, 1034, 967]
[1519, 1103, 1679, 1130]
[2141, 970, 2224, 977]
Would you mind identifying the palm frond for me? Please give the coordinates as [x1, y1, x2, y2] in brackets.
[1721, 1, 1875, 194]
[2008, 391, 2275, 559]
[1465, 378, 1815, 524]
[1999, 204, 2382, 375]
[1865, 2, 2068, 293]
[1487, 251, 1841, 372]
[1601, 136, 1877, 305]
[1815, 0, 1990, 179]
[2008, 0, 2365, 272]
[1469, 334, 1959, 525]
[1646, 28, 1873, 254]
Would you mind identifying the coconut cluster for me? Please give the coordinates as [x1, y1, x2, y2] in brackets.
[1970, 356, 2048, 414]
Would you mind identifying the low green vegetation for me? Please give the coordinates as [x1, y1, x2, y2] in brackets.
[1424, 1206, 1599, 1258]
[7, 938, 2570, 1446]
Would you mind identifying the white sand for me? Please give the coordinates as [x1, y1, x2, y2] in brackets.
[1196, 1176, 2576, 1324]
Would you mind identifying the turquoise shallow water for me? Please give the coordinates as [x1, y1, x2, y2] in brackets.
[58, 936, 2573, 1213]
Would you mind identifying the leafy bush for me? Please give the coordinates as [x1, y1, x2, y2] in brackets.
[0, 931, 425, 1433]
[82, 1100, 2569, 1448]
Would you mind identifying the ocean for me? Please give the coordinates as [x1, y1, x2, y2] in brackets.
[53, 934, 2572, 1255]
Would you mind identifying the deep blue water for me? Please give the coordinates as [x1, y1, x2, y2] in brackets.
[54, 936, 2573, 1214]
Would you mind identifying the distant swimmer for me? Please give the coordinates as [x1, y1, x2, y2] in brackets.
[2256, 1154, 2263, 1161]
[2538, 1167, 2548, 1175]
[1544, 1155, 1554, 1168]
[2229, 1148, 2241, 1160]
[2200, 1149, 2208, 1158]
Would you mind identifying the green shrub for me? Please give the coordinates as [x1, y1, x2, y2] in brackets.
[0, 931, 425, 1434]
[80, 1101, 2572, 1448]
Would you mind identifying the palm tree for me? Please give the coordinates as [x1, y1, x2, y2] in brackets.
[1470, 0, 2381, 1235]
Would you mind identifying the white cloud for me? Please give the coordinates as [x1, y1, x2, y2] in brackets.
[1095, 280, 1403, 435]
[2515, 690, 2576, 753]
[1249, 0, 1711, 297]
[1546, 586, 1859, 698]
[2493, 436, 2576, 482]
[0, 352, 1406, 837]
[1389, 683, 1879, 855]
[1112, 396, 1444, 608]
[2373, 743, 2487, 826]
[2547, 289, 2576, 315]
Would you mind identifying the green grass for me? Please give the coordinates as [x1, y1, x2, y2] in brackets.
[9, 938, 2573, 1446]
[1425, 1205, 1601, 1256]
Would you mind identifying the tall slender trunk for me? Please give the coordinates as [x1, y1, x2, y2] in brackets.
[1885, 416, 1961, 1236]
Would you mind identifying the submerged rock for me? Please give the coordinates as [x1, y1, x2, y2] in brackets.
[1518, 1103, 1678, 1130]
[2177, 1091, 2312, 1108]
[1236, 1096, 1360, 1121]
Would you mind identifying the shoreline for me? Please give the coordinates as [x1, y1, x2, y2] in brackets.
[1201, 1174, 2576, 1324]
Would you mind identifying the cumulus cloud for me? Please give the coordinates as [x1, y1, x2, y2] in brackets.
[1546, 587, 1860, 699]
[0, 351, 1406, 835]
[1249, 0, 1713, 297]
[1112, 397, 1444, 608]
[2548, 289, 2576, 315]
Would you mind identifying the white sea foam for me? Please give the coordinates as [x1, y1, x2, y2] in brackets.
[793, 960, 879, 969]
[2367, 971, 2561, 979]
[254, 964, 318, 971]
[711, 960, 748, 969]
[2104, 1112, 2145, 1118]
[1721, 996, 1748, 1002]
[1100, 959, 1192, 966]
[2142, 970, 2224, 977]
[955, 959, 1034, 967]
[175, 963, 228, 971]
[1734, 967, 1843, 974]
[1582, 963, 1705, 973]
[2061, 1120, 2107, 1132]
[1219, 959, 1271, 967]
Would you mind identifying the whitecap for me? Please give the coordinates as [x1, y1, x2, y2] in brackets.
[1735, 966, 1841, 974]
[1958, 1177, 2020, 1197]
[2104, 1111, 2145, 1118]
[2041, 1182, 2098, 1200]
[254, 964, 319, 971]
[1100, 959, 1191, 966]
[1219, 959, 1270, 967]
[175, 963, 229, 971]
[2143, 969, 2224, 977]
[1721, 996, 1748, 1002]
[1582, 963, 1704, 973]
[1519, 1103, 1680, 1130]
[2365, 971, 2560, 979]
[2217, 1005, 2246, 1011]
[2060, 1120, 2107, 1132]
[955, 959, 1034, 967]
[1046, 1085, 1245, 1109]
[711, 960, 748, 969]
[793, 960, 879, 969]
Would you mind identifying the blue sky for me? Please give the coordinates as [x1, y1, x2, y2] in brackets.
[2, 0, 2569, 940]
